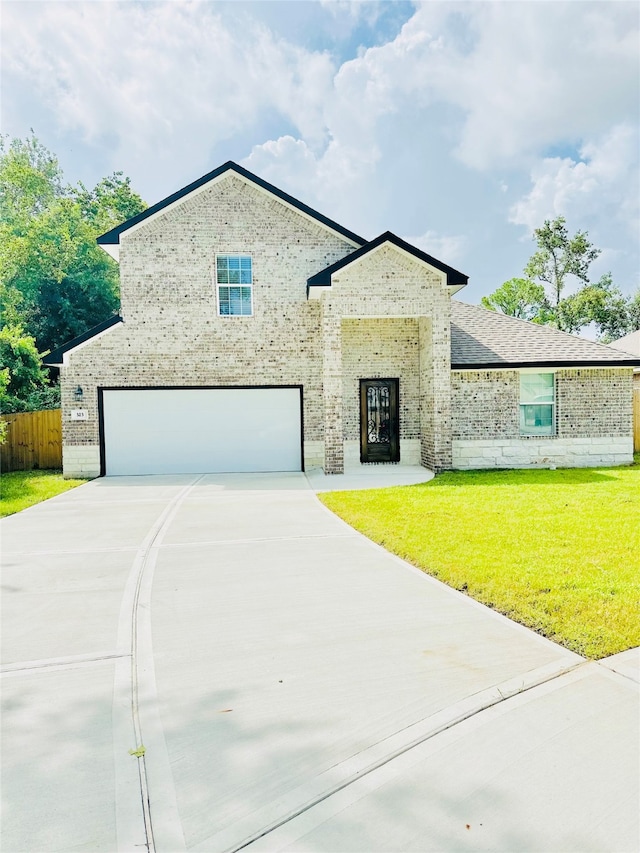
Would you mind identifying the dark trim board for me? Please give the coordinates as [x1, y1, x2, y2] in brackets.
[452, 359, 640, 370]
[97, 162, 366, 248]
[307, 231, 468, 292]
[98, 384, 305, 477]
[43, 315, 123, 366]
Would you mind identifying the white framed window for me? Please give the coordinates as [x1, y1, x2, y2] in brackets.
[216, 255, 253, 316]
[520, 372, 555, 436]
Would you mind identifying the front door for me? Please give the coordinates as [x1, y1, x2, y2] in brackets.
[360, 379, 400, 463]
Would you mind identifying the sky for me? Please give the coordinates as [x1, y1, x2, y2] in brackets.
[2, 0, 639, 306]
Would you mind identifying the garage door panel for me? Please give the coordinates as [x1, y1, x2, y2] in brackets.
[102, 388, 302, 475]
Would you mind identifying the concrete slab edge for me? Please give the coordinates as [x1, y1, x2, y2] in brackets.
[112, 477, 202, 853]
[1, 651, 127, 676]
[194, 657, 584, 853]
[311, 494, 586, 663]
[597, 648, 640, 684]
[240, 662, 640, 852]
[136, 541, 189, 852]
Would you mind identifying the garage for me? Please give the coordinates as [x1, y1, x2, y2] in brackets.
[100, 387, 303, 476]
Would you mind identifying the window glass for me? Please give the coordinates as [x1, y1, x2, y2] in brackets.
[520, 373, 555, 436]
[520, 373, 554, 403]
[217, 256, 252, 316]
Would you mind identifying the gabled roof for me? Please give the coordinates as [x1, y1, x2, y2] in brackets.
[43, 315, 123, 366]
[451, 301, 640, 368]
[97, 161, 367, 253]
[307, 231, 468, 292]
[608, 329, 640, 357]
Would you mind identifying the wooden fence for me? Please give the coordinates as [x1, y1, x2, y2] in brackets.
[634, 388, 640, 453]
[0, 409, 62, 472]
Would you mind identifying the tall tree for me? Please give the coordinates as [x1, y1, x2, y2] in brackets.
[524, 217, 600, 308]
[483, 216, 636, 338]
[0, 132, 146, 353]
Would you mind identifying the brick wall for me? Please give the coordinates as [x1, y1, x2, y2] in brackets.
[451, 370, 519, 439]
[341, 318, 420, 441]
[61, 174, 359, 475]
[556, 368, 632, 437]
[318, 244, 452, 473]
[451, 367, 634, 468]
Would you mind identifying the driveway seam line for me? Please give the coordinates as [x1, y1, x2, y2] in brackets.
[159, 532, 356, 548]
[113, 477, 202, 853]
[1, 652, 129, 674]
[224, 659, 586, 853]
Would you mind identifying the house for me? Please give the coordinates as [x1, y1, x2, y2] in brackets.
[608, 329, 640, 452]
[44, 162, 640, 478]
[608, 330, 640, 387]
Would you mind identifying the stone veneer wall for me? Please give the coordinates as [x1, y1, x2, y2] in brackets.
[451, 367, 634, 468]
[60, 174, 358, 477]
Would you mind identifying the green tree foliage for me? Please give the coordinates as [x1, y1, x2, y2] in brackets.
[481, 278, 549, 322]
[0, 132, 146, 354]
[484, 216, 638, 339]
[524, 218, 599, 308]
[0, 325, 58, 414]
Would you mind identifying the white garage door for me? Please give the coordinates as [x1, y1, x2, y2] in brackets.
[101, 387, 302, 475]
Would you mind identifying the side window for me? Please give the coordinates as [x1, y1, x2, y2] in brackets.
[216, 255, 253, 316]
[519, 372, 555, 435]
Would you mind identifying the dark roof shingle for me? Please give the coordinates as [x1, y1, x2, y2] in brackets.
[451, 301, 640, 368]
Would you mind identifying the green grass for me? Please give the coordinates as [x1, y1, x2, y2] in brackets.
[320, 462, 640, 659]
[0, 469, 87, 517]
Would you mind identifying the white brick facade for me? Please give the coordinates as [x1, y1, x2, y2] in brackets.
[451, 368, 634, 468]
[53, 165, 637, 478]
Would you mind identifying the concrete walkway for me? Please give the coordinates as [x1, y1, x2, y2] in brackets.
[1, 472, 638, 853]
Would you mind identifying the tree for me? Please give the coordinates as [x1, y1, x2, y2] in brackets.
[484, 216, 636, 338]
[0, 325, 57, 414]
[0, 132, 146, 354]
[524, 217, 600, 308]
[626, 290, 640, 331]
[481, 278, 549, 322]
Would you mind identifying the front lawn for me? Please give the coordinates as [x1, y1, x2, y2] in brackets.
[320, 463, 640, 659]
[0, 469, 87, 517]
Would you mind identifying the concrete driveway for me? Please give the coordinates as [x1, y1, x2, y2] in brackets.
[1, 472, 638, 853]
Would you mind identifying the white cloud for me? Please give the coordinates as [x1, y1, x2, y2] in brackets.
[510, 124, 640, 238]
[438, 3, 639, 169]
[402, 230, 467, 266]
[5, 2, 637, 180]
[2, 1, 638, 296]
[2, 2, 334, 172]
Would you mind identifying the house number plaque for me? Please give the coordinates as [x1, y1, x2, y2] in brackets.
[69, 410, 88, 420]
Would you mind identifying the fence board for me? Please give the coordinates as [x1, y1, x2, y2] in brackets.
[0, 410, 62, 472]
[634, 388, 640, 453]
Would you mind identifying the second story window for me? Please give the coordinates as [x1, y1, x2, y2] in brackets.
[216, 255, 253, 316]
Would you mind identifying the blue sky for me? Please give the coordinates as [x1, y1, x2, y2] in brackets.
[2, 0, 639, 306]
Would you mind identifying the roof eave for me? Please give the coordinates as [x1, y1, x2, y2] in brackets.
[43, 315, 123, 366]
[307, 231, 468, 290]
[97, 161, 367, 250]
[452, 359, 640, 370]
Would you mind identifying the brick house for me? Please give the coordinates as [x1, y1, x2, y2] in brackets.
[45, 162, 640, 478]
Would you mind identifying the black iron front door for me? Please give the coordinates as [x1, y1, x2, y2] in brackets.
[360, 379, 400, 463]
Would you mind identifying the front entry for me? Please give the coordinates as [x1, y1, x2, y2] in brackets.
[360, 379, 400, 463]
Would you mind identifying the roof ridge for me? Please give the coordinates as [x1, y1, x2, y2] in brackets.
[308, 232, 468, 289]
[97, 161, 367, 248]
